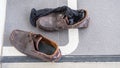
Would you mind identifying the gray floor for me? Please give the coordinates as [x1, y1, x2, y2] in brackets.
[74, 0, 120, 55]
[2, 0, 120, 62]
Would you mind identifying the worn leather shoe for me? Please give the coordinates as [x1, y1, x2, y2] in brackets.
[9, 30, 62, 62]
[30, 9, 90, 31]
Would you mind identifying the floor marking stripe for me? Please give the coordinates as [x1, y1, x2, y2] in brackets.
[2, 62, 120, 68]
[0, 0, 7, 56]
[59, 0, 79, 55]
[67, 0, 77, 10]
[60, 29, 79, 55]
[2, 47, 25, 56]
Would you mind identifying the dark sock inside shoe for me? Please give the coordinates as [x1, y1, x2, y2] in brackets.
[68, 10, 86, 25]
[38, 41, 56, 55]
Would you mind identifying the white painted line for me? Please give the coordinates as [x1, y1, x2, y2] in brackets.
[2, 62, 120, 68]
[2, 47, 25, 56]
[67, 0, 77, 10]
[0, 0, 7, 56]
[60, 29, 79, 55]
[59, 0, 79, 55]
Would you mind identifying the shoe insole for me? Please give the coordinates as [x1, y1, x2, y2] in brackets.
[38, 41, 56, 55]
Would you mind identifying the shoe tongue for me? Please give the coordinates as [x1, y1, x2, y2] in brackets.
[34, 36, 42, 51]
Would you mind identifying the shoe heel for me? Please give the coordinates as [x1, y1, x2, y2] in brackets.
[30, 8, 37, 27]
[78, 17, 90, 29]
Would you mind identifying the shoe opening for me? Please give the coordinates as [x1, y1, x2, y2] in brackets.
[37, 41, 56, 55]
[67, 9, 86, 25]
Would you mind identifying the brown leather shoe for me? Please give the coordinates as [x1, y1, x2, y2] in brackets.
[9, 30, 62, 62]
[35, 9, 89, 31]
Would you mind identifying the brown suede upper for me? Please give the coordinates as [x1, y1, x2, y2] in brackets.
[36, 10, 90, 31]
[9, 30, 62, 62]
